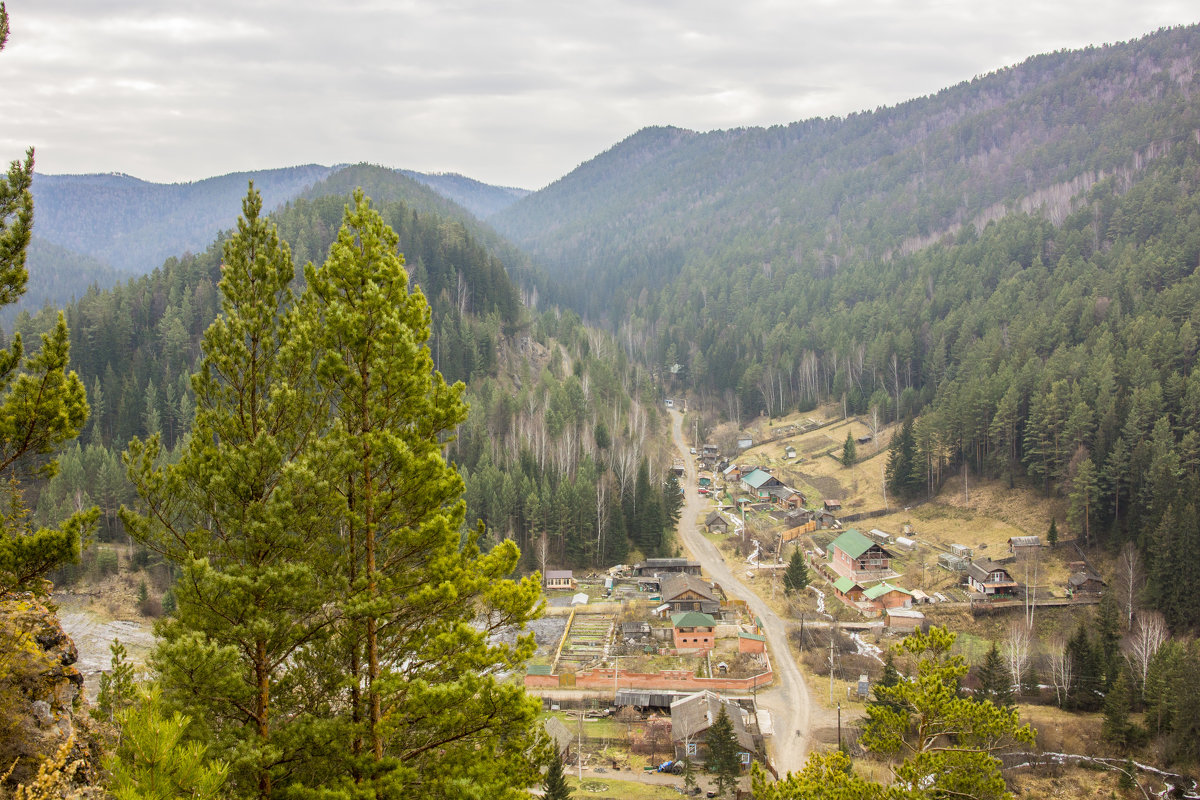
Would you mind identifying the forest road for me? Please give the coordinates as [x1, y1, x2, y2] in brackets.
[667, 409, 811, 777]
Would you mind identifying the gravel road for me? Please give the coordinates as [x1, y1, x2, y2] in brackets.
[668, 408, 812, 777]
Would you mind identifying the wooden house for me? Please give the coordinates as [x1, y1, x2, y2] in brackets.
[670, 691, 759, 767]
[741, 468, 783, 497]
[966, 559, 1019, 597]
[661, 573, 720, 615]
[706, 511, 730, 534]
[1067, 571, 1106, 595]
[862, 582, 914, 612]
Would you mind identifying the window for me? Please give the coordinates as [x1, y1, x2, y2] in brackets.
[740, 752, 751, 765]
[687, 742, 697, 756]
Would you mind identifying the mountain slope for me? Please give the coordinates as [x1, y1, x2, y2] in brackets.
[492, 25, 1200, 325]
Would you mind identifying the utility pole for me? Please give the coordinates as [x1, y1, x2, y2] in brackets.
[829, 630, 835, 703]
[837, 702, 842, 751]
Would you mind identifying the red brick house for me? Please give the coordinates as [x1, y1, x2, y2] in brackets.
[828, 529, 893, 582]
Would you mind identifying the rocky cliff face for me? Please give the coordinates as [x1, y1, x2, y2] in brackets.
[0, 594, 104, 793]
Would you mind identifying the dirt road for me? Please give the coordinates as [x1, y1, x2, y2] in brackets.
[668, 409, 811, 776]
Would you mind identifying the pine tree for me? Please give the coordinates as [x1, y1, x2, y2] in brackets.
[975, 643, 1014, 709]
[93, 639, 136, 724]
[1047, 518, 1058, 548]
[300, 190, 543, 796]
[1102, 668, 1133, 750]
[122, 185, 336, 798]
[783, 549, 809, 594]
[841, 431, 857, 467]
[706, 704, 742, 798]
[861, 627, 1035, 800]
[542, 756, 573, 800]
[106, 687, 229, 800]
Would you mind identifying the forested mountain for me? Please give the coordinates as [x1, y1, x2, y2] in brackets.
[30, 165, 336, 273]
[488, 24, 1200, 627]
[493, 25, 1200, 327]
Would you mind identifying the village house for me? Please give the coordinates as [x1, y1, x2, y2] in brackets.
[1067, 571, 1106, 595]
[705, 511, 730, 534]
[544, 570, 576, 590]
[671, 611, 717, 651]
[670, 691, 759, 768]
[766, 485, 805, 508]
[966, 558, 1020, 597]
[827, 529, 894, 582]
[885, 607, 926, 630]
[832, 576, 865, 603]
[661, 573, 721, 615]
[862, 582, 914, 613]
[823, 498, 842, 513]
[722, 463, 742, 483]
[740, 468, 784, 498]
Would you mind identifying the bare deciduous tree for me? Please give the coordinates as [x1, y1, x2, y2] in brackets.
[1003, 618, 1033, 691]
[1124, 610, 1168, 694]
[1047, 634, 1074, 708]
[1117, 542, 1144, 630]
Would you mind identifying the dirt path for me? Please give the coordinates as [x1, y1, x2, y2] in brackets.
[668, 409, 812, 776]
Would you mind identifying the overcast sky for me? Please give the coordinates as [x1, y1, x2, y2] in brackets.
[1, 1, 1195, 190]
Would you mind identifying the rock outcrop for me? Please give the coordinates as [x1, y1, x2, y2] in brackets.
[0, 594, 103, 793]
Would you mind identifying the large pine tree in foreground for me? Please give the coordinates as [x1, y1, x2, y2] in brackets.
[122, 186, 338, 797]
[124, 187, 544, 799]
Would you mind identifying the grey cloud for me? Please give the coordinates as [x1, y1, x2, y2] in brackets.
[2, 0, 1196, 188]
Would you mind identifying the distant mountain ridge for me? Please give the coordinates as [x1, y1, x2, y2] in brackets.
[31, 165, 337, 274]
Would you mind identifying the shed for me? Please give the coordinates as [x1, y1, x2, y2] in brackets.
[1067, 571, 1106, 595]
[1008, 536, 1042, 554]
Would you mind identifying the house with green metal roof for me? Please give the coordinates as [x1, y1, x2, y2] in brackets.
[740, 468, 783, 497]
[831, 575, 864, 602]
[828, 528, 894, 582]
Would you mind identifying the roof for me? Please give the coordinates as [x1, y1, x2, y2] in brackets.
[661, 573, 717, 602]
[863, 582, 912, 601]
[639, 558, 700, 569]
[885, 607, 926, 620]
[706, 511, 728, 526]
[545, 570, 573, 580]
[1068, 571, 1106, 587]
[544, 717, 573, 755]
[1008, 536, 1041, 547]
[738, 631, 766, 642]
[670, 691, 756, 751]
[671, 611, 716, 629]
[741, 468, 776, 489]
[967, 559, 1015, 584]
[833, 576, 860, 594]
[828, 529, 882, 560]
